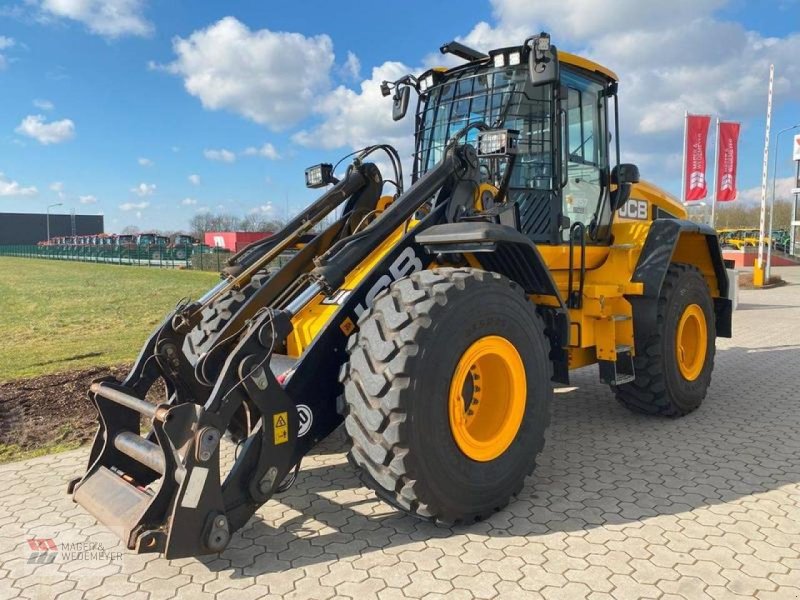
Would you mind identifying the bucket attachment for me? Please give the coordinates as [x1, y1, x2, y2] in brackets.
[69, 309, 300, 559]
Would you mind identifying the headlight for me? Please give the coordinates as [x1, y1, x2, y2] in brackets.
[493, 53, 505, 68]
[304, 163, 335, 189]
[477, 129, 519, 157]
[508, 51, 521, 66]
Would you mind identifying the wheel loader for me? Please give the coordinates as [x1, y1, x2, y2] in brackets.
[68, 33, 733, 559]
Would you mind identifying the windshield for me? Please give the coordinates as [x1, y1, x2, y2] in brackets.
[139, 234, 155, 244]
[414, 64, 554, 191]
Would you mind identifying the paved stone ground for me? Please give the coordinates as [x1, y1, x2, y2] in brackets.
[1, 268, 799, 600]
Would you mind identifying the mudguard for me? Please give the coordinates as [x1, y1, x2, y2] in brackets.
[629, 218, 732, 350]
[416, 221, 570, 384]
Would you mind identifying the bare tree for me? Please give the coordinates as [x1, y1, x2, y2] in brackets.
[715, 200, 792, 230]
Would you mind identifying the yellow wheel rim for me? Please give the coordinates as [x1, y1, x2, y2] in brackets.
[448, 335, 526, 462]
[675, 304, 707, 381]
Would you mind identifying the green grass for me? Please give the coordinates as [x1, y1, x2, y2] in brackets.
[0, 425, 82, 463]
[0, 257, 219, 381]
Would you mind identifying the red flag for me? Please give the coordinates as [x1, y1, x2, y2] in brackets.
[716, 122, 740, 202]
[684, 114, 711, 201]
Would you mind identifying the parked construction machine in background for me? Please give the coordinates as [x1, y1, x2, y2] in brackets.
[69, 33, 732, 559]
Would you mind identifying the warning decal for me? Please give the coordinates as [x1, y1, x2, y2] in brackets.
[340, 317, 356, 335]
[273, 412, 288, 445]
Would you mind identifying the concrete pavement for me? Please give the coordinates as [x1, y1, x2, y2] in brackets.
[1, 268, 799, 599]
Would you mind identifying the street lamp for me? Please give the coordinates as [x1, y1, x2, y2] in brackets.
[46, 202, 63, 243]
[766, 123, 800, 280]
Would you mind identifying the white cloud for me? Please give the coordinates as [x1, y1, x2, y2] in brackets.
[49, 181, 64, 194]
[0, 172, 38, 197]
[242, 143, 280, 160]
[33, 99, 54, 111]
[157, 17, 334, 130]
[137, 157, 154, 167]
[250, 203, 274, 214]
[204, 148, 236, 163]
[119, 201, 149, 211]
[15, 114, 75, 145]
[293, 61, 414, 155]
[38, 0, 153, 38]
[739, 176, 798, 204]
[188, 173, 200, 185]
[342, 51, 361, 80]
[130, 182, 155, 196]
[79, 194, 97, 204]
[0, 35, 13, 70]
[180, 197, 197, 206]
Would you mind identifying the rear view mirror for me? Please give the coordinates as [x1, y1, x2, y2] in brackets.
[610, 163, 640, 211]
[527, 32, 558, 86]
[392, 86, 411, 121]
[611, 163, 640, 186]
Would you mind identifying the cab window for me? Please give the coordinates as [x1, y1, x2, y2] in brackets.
[560, 70, 608, 242]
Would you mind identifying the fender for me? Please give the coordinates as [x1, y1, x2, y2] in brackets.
[629, 218, 732, 350]
[415, 221, 570, 384]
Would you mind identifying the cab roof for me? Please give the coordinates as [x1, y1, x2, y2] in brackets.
[431, 47, 618, 83]
[559, 51, 618, 82]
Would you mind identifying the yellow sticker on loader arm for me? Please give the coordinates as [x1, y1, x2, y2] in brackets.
[273, 412, 289, 445]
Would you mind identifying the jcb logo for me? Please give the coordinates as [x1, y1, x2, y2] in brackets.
[618, 199, 648, 220]
[354, 247, 423, 319]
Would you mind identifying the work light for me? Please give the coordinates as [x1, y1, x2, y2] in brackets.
[304, 163, 335, 188]
[477, 129, 519, 157]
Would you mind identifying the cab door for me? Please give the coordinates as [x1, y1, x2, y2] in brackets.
[560, 68, 611, 245]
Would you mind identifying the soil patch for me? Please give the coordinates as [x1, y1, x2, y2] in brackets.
[0, 364, 164, 462]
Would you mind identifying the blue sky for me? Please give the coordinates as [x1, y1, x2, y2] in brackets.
[1, 1, 798, 233]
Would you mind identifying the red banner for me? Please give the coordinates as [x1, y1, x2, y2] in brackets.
[684, 114, 711, 201]
[716, 121, 740, 202]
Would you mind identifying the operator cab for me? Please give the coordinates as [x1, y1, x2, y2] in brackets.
[387, 34, 638, 248]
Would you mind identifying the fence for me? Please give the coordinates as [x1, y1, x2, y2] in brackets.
[0, 244, 297, 272]
[0, 244, 225, 271]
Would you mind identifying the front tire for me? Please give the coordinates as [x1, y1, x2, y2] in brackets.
[614, 263, 716, 416]
[341, 268, 553, 523]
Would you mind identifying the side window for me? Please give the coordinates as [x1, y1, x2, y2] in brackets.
[561, 73, 607, 242]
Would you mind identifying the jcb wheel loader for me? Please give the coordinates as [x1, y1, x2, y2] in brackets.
[69, 33, 733, 559]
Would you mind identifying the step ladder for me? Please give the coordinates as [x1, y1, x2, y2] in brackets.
[596, 313, 636, 385]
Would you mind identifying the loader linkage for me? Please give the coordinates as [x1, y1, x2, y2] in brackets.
[69, 305, 302, 558]
[69, 143, 478, 558]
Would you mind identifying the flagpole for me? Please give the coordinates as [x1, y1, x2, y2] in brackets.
[680, 110, 688, 205]
[755, 64, 774, 287]
[710, 117, 720, 228]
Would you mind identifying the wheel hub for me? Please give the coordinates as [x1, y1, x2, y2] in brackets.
[448, 335, 526, 462]
[675, 303, 707, 381]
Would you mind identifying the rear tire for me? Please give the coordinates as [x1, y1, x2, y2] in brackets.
[182, 270, 273, 364]
[341, 268, 552, 523]
[182, 269, 273, 443]
[613, 263, 716, 417]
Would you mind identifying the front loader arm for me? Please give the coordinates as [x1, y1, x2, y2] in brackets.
[69, 144, 481, 559]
